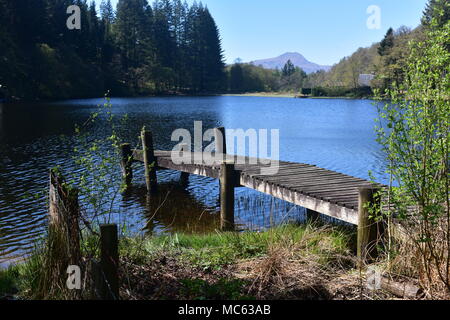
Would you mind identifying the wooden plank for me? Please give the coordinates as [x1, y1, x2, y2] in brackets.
[309, 187, 361, 193]
[272, 177, 368, 187]
[253, 169, 354, 178]
[248, 167, 330, 176]
[254, 170, 338, 179]
[241, 163, 314, 173]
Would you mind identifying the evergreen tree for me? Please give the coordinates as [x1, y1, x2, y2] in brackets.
[229, 63, 244, 92]
[378, 28, 395, 56]
[282, 60, 295, 77]
[0, 0, 227, 99]
[100, 0, 115, 23]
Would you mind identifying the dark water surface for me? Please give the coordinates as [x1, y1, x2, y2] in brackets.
[0, 96, 386, 266]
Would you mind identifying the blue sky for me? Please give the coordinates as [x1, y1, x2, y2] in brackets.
[107, 0, 429, 66]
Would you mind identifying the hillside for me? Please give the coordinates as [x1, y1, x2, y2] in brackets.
[250, 52, 331, 74]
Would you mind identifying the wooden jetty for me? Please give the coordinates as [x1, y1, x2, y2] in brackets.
[121, 127, 386, 263]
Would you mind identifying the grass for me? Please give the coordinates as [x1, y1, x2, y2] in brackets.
[119, 223, 353, 271]
[1, 222, 356, 300]
[0, 253, 43, 299]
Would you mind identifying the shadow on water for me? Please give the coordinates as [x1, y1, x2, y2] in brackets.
[122, 180, 221, 235]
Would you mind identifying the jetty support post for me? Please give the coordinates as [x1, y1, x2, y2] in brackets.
[120, 143, 133, 188]
[141, 127, 158, 194]
[179, 143, 190, 187]
[99, 224, 119, 300]
[220, 161, 236, 231]
[357, 186, 382, 266]
[214, 127, 227, 159]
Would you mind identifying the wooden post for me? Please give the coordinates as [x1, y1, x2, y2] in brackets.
[306, 208, 321, 223]
[120, 143, 133, 187]
[214, 127, 227, 155]
[357, 186, 381, 266]
[141, 127, 158, 194]
[220, 161, 236, 231]
[179, 143, 190, 187]
[49, 169, 80, 266]
[100, 224, 119, 300]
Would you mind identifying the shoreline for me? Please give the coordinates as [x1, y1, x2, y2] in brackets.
[0, 92, 373, 105]
[222, 92, 373, 100]
[2, 91, 374, 104]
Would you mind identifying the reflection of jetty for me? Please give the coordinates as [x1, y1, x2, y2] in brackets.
[121, 183, 220, 234]
[122, 127, 387, 263]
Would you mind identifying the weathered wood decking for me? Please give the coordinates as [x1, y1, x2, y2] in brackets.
[132, 150, 384, 226]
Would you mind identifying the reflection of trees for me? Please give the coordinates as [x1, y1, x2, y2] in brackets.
[0, 104, 3, 137]
[122, 176, 220, 235]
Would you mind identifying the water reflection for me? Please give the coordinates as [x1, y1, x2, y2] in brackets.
[123, 180, 220, 235]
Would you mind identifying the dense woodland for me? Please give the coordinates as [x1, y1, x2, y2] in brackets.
[0, 0, 226, 100]
[227, 0, 450, 97]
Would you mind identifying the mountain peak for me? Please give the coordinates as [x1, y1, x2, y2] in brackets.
[250, 52, 330, 74]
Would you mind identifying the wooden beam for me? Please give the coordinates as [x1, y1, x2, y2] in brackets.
[141, 127, 158, 194]
[100, 224, 119, 300]
[220, 161, 236, 231]
[357, 187, 381, 266]
[179, 143, 190, 187]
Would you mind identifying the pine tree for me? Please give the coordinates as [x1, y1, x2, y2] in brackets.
[282, 60, 295, 77]
[100, 0, 115, 23]
[115, 0, 152, 68]
[229, 63, 244, 92]
[0, 0, 227, 98]
[378, 28, 395, 56]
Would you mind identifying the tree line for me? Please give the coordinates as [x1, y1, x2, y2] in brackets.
[0, 0, 226, 100]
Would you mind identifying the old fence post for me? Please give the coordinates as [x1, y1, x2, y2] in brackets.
[48, 169, 81, 299]
[49, 169, 81, 266]
[141, 127, 158, 194]
[220, 161, 236, 231]
[357, 186, 381, 266]
[120, 143, 133, 188]
[100, 224, 119, 300]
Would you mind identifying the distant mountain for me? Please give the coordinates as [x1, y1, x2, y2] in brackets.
[250, 52, 331, 74]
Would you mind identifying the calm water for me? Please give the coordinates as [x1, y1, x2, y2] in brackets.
[0, 96, 386, 266]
